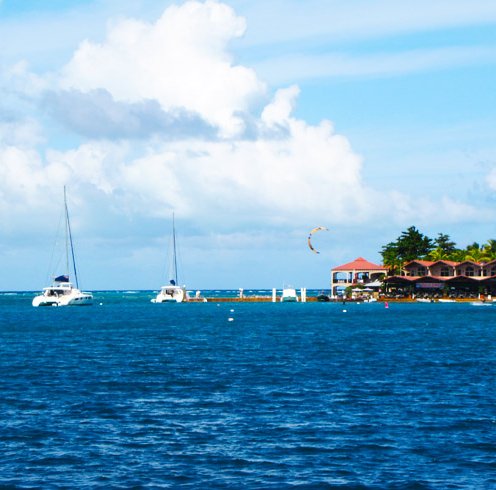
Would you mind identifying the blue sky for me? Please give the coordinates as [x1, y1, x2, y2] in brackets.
[1, 0, 495, 290]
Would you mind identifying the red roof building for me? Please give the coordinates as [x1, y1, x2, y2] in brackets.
[331, 257, 387, 297]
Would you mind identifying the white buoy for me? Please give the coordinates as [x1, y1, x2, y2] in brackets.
[228, 317, 234, 322]
[230, 309, 234, 313]
[342, 309, 347, 313]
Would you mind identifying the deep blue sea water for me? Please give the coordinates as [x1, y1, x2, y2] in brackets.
[0, 291, 495, 489]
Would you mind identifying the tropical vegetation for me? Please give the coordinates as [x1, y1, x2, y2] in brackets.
[380, 226, 496, 275]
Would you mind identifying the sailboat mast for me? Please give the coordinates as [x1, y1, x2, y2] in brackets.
[172, 212, 178, 285]
[64, 187, 70, 279]
[64, 186, 80, 289]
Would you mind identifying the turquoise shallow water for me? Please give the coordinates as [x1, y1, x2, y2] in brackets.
[0, 291, 495, 488]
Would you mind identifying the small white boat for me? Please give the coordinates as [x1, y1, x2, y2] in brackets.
[33, 187, 93, 307]
[280, 286, 298, 302]
[438, 299, 456, 303]
[470, 301, 492, 307]
[416, 298, 433, 303]
[152, 213, 189, 304]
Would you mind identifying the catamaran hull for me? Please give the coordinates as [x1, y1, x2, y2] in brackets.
[32, 297, 59, 307]
[64, 293, 93, 306]
[151, 286, 187, 303]
[32, 292, 93, 307]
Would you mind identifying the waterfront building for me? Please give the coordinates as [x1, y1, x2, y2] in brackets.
[330, 257, 387, 298]
[385, 259, 496, 297]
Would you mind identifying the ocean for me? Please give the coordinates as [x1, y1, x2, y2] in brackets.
[0, 291, 495, 489]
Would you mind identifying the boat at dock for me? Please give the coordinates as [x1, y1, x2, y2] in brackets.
[316, 291, 330, 302]
[280, 286, 299, 302]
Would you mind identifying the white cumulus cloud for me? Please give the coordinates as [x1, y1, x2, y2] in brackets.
[60, 0, 265, 138]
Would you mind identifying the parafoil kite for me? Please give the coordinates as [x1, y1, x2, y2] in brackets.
[307, 226, 328, 254]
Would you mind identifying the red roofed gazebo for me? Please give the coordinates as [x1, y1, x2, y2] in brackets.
[331, 257, 387, 298]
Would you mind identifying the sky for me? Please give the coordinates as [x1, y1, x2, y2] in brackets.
[1, 0, 495, 291]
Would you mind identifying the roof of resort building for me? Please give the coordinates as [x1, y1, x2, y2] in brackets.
[385, 274, 488, 283]
[430, 260, 459, 267]
[404, 260, 434, 267]
[456, 260, 484, 266]
[404, 259, 495, 268]
[333, 257, 387, 272]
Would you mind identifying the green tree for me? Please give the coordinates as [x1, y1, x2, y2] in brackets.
[482, 239, 496, 260]
[395, 226, 433, 262]
[381, 241, 400, 275]
[427, 234, 460, 261]
[380, 226, 433, 274]
[447, 248, 468, 262]
[464, 242, 491, 262]
[434, 233, 457, 255]
[427, 247, 448, 261]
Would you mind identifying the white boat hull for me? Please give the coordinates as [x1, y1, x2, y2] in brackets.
[32, 287, 93, 307]
[152, 285, 187, 303]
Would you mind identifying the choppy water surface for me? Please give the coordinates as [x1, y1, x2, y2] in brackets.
[0, 292, 495, 489]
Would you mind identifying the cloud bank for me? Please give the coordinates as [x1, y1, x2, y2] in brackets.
[1, 1, 373, 231]
[0, 0, 489, 289]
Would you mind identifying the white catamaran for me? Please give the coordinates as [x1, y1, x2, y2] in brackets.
[151, 213, 189, 304]
[32, 187, 93, 307]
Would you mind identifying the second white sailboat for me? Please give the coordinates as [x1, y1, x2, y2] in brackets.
[152, 213, 188, 303]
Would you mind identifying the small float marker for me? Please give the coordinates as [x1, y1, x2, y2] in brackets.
[385, 302, 389, 309]
[228, 317, 234, 322]
[342, 309, 347, 313]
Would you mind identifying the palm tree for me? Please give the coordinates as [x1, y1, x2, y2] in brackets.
[482, 239, 496, 260]
[427, 247, 449, 261]
[464, 242, 491, 263]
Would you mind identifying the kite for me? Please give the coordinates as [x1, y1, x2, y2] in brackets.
[307, 226, 328, 254]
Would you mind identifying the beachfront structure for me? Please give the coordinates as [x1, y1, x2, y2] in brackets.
[330, 257, 387, 298]
[385, 259, 496, 297]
